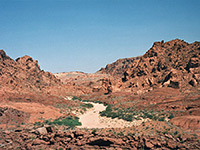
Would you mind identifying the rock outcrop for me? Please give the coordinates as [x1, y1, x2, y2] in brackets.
[0, 50, 61, 94]
[98, 39, 200, 94]
[0, 126, 199, 150]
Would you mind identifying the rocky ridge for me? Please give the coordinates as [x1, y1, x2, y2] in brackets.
[0, 50, 81, 124]
[0, 50, 61, 94]
[98, 39, 200, 94]
[0, 39, 200, 149]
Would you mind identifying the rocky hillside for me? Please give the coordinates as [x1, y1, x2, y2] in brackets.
[98, 39, 200, 94]
[55, 71, 114, 95]
[0, 50, 82, 124]
[0, 50, 61, 94]
[98, 56, 141, 77]
[0, 40, 200, 149]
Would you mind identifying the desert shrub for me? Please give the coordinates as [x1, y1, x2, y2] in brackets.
[174, 131, 178, 135]
[100, 105, 134, 121]
[189, 111, 193, 115]
[143, 112, 153, 119]
[82, 99, 90, 102]
[72, 96, 81, 101]
[100, 104, 170, 122]
[47, 116, 81, 128]
[106, 104, 112, 112]
[152, 115, 158, 121]
[34, 121, 41, 126]
[81, 103, 93, 109]
[95, 100, 104, 104]
[92, 129, 97, 134]
[168, 113, 174, 119]
[124, 115, 133, 121]
[158, 117, 165, 121]
[162, 130, 168, 134]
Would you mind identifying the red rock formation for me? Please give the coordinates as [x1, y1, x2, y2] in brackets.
[98, 39, 200, 94]
[0, 50, 62, 94]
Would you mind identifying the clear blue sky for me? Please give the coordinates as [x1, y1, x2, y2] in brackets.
[0, 0, 200, 73]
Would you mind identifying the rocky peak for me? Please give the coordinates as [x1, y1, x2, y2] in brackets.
[16, 55, 41, 71]
[98, 39, 200, 94]
[0, 50, 12, 61]
[0, 50, 63, 95]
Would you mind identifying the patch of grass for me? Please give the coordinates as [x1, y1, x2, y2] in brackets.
[34, 116, 81, 129]
[81, 103, 93, 109]
[92, 129, 97, 134]
[72, 96, 82, 101]
[99, 104, 170, 122]
[174, 131, 178, 136]
[100, 105, 135, 121]
[117, 131, 124, 136]
[189, 111, 193, 115]
[158, 117, 165, 121]
[48, 116, 81, 129]
[168, 113, 174, 119]
[34, 121, 41, 126]
[162, 131, 168, 134]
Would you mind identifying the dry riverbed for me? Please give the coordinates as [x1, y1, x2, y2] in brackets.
[77, 102, 148, 128]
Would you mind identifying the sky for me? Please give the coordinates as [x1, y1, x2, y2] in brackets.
[0, 0, 200, 73]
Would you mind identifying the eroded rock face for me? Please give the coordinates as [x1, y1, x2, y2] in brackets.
[0, 127, 198, 150]
[0, 50, 63, 95]
[170, 116, 200, 130]
[98, 39, 200, 94]
[0, 107, 30, 124]
[98, 56, 141, 77]
[55, 72, 115, 95]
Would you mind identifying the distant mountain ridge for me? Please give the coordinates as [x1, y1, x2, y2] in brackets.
[1, 39, 199, 97]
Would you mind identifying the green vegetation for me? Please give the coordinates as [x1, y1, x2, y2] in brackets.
[67, 96, 176, 123]
[100, 105, 174, 122]
[81, 103, 93, 109]
[34, 116, 81, 129]
[100, 105, 134, 121]
[168, 113, 174, 119]
[72, 96, 82, 101]
[92, 129, 97, 134]
[158, 117, 165, 121]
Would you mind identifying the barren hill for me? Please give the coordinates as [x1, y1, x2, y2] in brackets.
[0, 39, 200, 149]
[0, 50, 62, 94]
[98, 39, 200, 94]
[0, 50, 81, 124]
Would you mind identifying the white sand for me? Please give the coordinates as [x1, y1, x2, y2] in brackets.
[78, 102, 146, 128]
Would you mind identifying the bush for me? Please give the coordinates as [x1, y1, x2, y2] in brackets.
[34, 121, 41, 126]
[92, 129, 97, 134]
[81, 103, 93, 109]
[100, 105, 134, 122]
[124, 115, 133, 121]
[174, 131, 178, 135]
[72, 96, 81, 101]
[47, 116, 82, 128]
[143, 112, 153, 119]
[168, 113, 174, 119]
[105, 104, 112, 112]
[158, 117, 165, 121]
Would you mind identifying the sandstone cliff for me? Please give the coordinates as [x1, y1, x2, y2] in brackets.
[98, 39, 200, 94]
